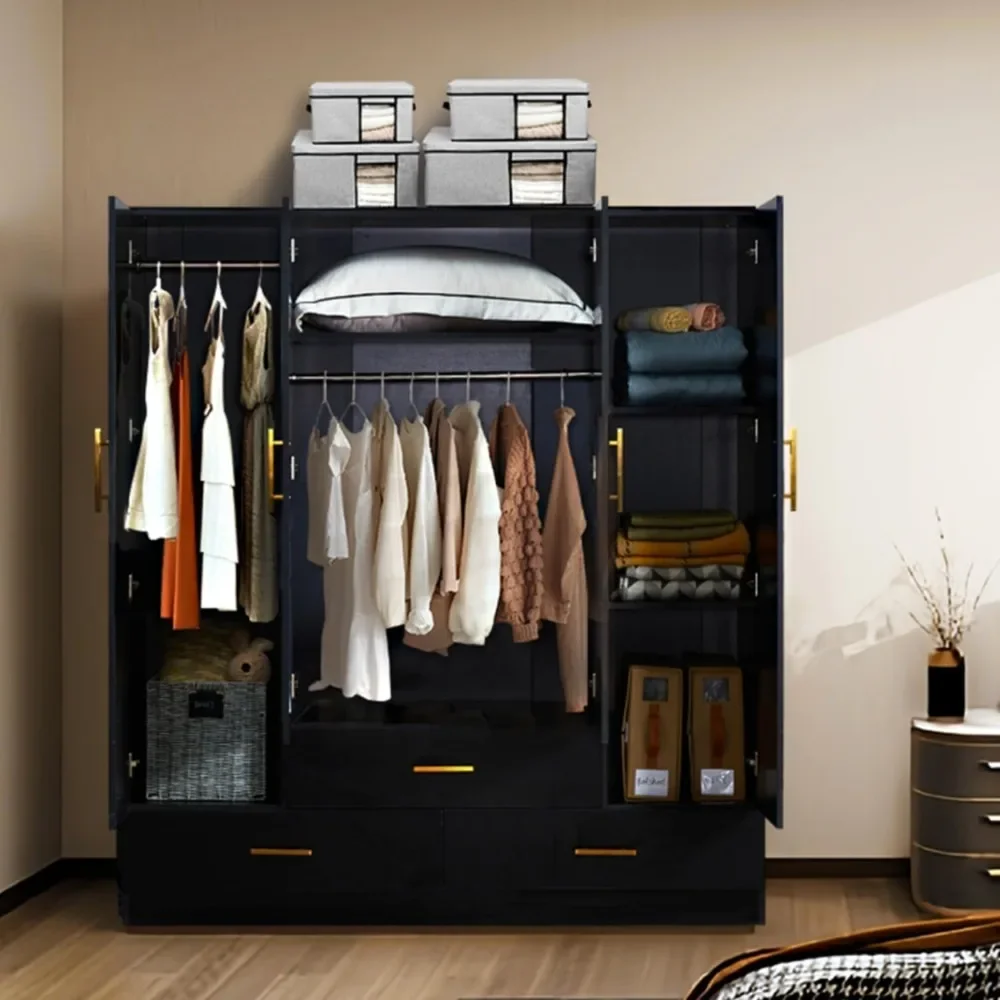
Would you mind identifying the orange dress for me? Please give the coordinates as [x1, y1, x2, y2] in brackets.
[161, 298, 200, 628]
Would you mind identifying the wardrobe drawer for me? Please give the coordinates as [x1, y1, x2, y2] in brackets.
[555, 808, 764, 892]
[913, 794, 1000, 855]
[912, 846, 1000, 912]
[444, 809, 559, 889]
[912, 732, 1000, 799]
[284, 724, 602, 808]
[119, 808, 444, 901]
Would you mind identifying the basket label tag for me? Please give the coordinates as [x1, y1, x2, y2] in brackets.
[188, 690, 224, 719]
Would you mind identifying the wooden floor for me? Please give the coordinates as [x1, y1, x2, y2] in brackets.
[0, 878, 918, 1000]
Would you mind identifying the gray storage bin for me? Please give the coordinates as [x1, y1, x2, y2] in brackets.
[446, 78, 589, 141]
[308, 81, 414, 144]
[421, 126, 596, 207]
[292, 130, 420, 209]
[145, 680, 266, 802]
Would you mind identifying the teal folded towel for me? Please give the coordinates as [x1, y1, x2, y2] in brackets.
[626, 374, 745, 405]
[624, 326, 747, 374]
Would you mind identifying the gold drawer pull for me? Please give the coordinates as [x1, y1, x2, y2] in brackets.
[987, 868, 1000, 878]
[783, 428, 798, 512]
[608, 427, 624, 513]
[574, 848, 637, 858]
[412, 765, 474, 774]
[250, 847, 313, 857]
[983, 815, 1000, 824]
[93, 428, 109, 513]
[980, 760, 1000, 772]
[267, 427, 284, 511]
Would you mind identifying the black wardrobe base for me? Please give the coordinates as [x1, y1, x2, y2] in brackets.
[118, 888, 765, 928]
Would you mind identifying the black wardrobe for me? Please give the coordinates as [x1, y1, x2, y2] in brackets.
[101, 196, 786, 927]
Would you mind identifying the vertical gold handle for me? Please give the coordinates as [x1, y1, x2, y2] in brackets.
[783, 428, 797, 512]
[267, 427, 284, 512]
[608, 426, 624, 513]
[93, 428, 109, 513]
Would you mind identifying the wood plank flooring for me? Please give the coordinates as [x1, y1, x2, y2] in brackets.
[0, 878, 919, 999]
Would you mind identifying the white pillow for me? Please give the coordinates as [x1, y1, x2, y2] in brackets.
[294, 245, 597, 331]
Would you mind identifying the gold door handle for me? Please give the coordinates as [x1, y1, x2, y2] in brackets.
[412, 765, 475, 774]
[267, 427, 284, 511]
[250, 847, 313, 857]
[987, 868, 1000, 878]
[574, 847, 637, 858]
[93, 428, 109, 513]
[981, 761, 1000, 772]
[982, 815, 1000, 824]
[783, 428, 797, 512]
[608, 426, 624, 513]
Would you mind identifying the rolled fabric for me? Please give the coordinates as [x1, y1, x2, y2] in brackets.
[616, 306, 692, 333]
[687, 303, 726, 331]
[616, 523, 750, 559]
[626, 374, 745, 405]
[624, 327, 748, 375]
[615, 553, 747, 569]
[631, 511, 735, 529]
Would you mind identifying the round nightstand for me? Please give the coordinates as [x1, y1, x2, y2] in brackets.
[911, 709, 1000, 914]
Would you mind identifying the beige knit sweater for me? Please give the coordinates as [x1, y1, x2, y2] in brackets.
[541, 406, 588, 712]
[488, 403, 543, 643]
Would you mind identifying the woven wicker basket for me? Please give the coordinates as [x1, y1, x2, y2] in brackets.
[145, 680, 266, 802]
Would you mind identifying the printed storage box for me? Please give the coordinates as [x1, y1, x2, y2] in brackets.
[146, 680, 266, 802]
[421, 126, 596, 207]
[292, 130, 420, 209]
[446, 78, 590, 141]
[308, 81, 415, 144]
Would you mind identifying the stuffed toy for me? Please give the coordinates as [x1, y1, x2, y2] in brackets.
[159, 623, 272, 684]
[225, 631, 273, 684]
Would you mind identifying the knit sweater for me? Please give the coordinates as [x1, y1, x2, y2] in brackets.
[488, 403, 544, 643]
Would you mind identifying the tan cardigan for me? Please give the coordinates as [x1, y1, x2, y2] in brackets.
[541, 406, 588, 712]
[488, 403, 543, 643]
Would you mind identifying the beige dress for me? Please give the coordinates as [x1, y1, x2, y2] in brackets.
[238, 299, 278, 623]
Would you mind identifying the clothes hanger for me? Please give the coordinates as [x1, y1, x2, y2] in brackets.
[251, 261, 270, 316]
[434, 371, 440, 398]
[340, 372, 367, 428]
[152, 260, 162, 315]
[204, 261, 227, 337]
[560, 371, 566, 408]
[465, 372, 471, 402]
[406, 373, 421, 422]
[178, 260, 187, 310]
[380, 371, 386, 403]
[314, 370, 335, 430]
[505, 372, 511, 405]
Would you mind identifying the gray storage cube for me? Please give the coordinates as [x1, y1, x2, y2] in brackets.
[292, 130, 420, 209]
[308, 81, 414, 144]
[421, 126, 596, 207]
[145, 680, 266, 802]
[446, 78, 589, 141]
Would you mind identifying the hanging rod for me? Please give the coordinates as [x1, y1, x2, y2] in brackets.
[288, 371, 600, 384]
[121, 261, 280, 270]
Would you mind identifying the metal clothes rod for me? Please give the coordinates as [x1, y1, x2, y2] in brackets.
[122, 261, 281, 270]
[288, 371, 601, 384]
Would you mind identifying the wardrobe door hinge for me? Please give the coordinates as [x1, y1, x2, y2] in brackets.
[127, 753, 140, 779]
[128, 418, 139, 442]
[591, 454, 597, 480]
[288, 673, 298, 715]
[747, 750, 759, 776]
[589, 672, 597, 699]
[589, 237, 598, 263]
[746, 239, 759, 265]
[127, 573, 139, 604]
[753, 418, 759, 443]
[290, 238, 298, 263]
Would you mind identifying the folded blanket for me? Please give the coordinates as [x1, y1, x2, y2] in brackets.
[361, 103, 396, 142]
[687, 302, 726, 331]
[626, 523, 736, 542]
[626, 374, 745, 404]
[516, 101, 563, 139]
[624, 326, 748, 375]
[630, 511, 735, 529]
[616, 523, 749, 559]
[356, 164, 397, 208]
[615, 553, 747, 569]
[511, 161, 564, 205]
[616, 306, 692, 334]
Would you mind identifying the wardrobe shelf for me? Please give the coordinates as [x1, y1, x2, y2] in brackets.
[608, 403, 762, 418]
[607, 597, 772, 612]
[292, 324, 600, 345]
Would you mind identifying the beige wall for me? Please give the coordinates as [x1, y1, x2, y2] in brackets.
[62, 0, 1000, 858]
[0, 0, 64, 890]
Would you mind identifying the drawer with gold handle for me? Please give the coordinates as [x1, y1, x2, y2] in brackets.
[913, 846, 1000, 913]
[912, 795, 1000, 854]
[911, 730, 1000, 799]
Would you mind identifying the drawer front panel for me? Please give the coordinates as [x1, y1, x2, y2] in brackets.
[913, 847, 1000, 912]
[913, 794, 1000, 855]
[445, 810, 558, 889]
[120, 809, 444, 901]
[285, 726, 602, 809]
[912, 732, 1000, 799]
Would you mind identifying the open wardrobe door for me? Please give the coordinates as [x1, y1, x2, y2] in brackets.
[754, 194, 784, 829]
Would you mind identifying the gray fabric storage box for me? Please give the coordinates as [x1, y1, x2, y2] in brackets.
[292, 129, 420, 209]
[446, 78, 589, 141]
[146, 680, 266, 802]
[421, 126, 596, 207]
[308, 81, 414, 144]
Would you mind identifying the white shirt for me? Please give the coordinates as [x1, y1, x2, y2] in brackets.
[372, 400, 408, 629]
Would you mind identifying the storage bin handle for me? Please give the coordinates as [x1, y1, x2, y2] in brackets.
[608, 426, 624, 513]
[442, 100, 449, 110]
[93, 428, 109, 513]
[305, 102, 311, 113]
[267, 427, 284, 511]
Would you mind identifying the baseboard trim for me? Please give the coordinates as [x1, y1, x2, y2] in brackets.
[767, 858, 910, 879]
[0, 858, 116, 919]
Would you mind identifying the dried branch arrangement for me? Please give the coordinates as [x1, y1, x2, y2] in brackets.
[895, 508, 998, 650]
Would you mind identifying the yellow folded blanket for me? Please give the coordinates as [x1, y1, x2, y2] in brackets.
[615, 306, 692, 334]
[627, 524, 736, 542]
[615, 554, 747, 569]
[617, 523, 749, 559]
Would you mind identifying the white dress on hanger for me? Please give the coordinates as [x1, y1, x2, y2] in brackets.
[309, 418, 391, 702]
[125, 288, 178, 540]
[199, 307, 239, 610]
[372, 399, 408, 629]
[399, 416, 441, 635]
